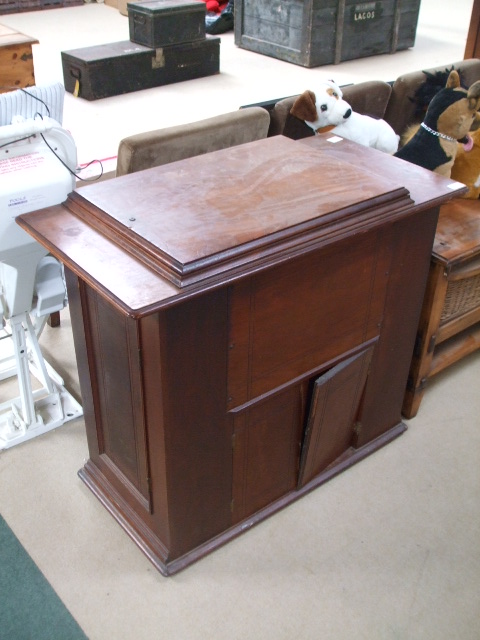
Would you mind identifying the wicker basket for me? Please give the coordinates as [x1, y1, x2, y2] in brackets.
[441, 272, 480, 324]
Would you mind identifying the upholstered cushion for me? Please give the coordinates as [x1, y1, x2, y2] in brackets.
[116, 106, 271, 176]
[342, 80, 392, 120]
[268, 95, 312, 139]
[384, 58, 480, 136]
[268, 80, 393, 140]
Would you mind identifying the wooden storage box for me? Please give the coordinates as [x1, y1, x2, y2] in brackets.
[61, 37, 219, 101]
[234, 0, 421, 67]
[128, 0, 205, 48]
[0, 25, 38, 93]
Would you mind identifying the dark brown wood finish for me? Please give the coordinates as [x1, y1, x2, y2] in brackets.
[300, 136, 466, 436]
[18, 135, 463, 575]
[65, 136, 411, 288]
[298, 345, 375, 488]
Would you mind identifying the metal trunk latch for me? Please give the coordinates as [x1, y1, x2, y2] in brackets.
[152, 49, 165, 69]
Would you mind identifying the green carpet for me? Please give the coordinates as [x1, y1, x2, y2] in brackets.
[0, 514, 88, 640]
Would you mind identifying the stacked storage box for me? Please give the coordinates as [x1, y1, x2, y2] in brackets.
[61, 0, 220, 100]
[234, 0, 421, 68]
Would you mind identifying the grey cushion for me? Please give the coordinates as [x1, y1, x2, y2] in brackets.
[116, 107, 271, 176]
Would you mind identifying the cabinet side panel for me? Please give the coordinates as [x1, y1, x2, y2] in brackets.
[157, 289, 232, 559]
[73, 279, 151, 511]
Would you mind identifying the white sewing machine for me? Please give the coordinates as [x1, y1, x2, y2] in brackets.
[0, 86, 83, 449]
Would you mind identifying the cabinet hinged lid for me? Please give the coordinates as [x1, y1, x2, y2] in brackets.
[59, 136, 412, 288]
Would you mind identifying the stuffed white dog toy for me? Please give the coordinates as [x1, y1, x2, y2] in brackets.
[290, 80, 399, 154]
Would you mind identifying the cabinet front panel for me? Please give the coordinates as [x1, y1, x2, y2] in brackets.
[228, 231, 388, 405]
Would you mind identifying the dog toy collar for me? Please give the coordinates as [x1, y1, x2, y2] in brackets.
[315, 125, 337, 134]
[420, 122, 457, 142]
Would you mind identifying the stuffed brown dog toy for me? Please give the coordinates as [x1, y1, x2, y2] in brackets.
[395, 70, 480, 177]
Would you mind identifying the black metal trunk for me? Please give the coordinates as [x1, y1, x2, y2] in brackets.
[61, 38, 220, 101]
[128, 0, 206, 48]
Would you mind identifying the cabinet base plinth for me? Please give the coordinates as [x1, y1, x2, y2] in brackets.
[78, 422, 406, 576]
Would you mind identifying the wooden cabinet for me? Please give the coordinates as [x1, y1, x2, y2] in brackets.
[18, 135, 463, 575]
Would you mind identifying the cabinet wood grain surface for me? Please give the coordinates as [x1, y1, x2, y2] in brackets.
[18, 135, 464, 575]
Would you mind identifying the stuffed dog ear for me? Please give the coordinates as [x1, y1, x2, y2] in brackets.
[290, 90, 318, 122]
[446, 69, 461, 90]
[467, 79, 480, 111]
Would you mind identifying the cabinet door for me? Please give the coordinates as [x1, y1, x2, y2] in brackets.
[230, 384, 306, 524]
[297, 346, 374, 489]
